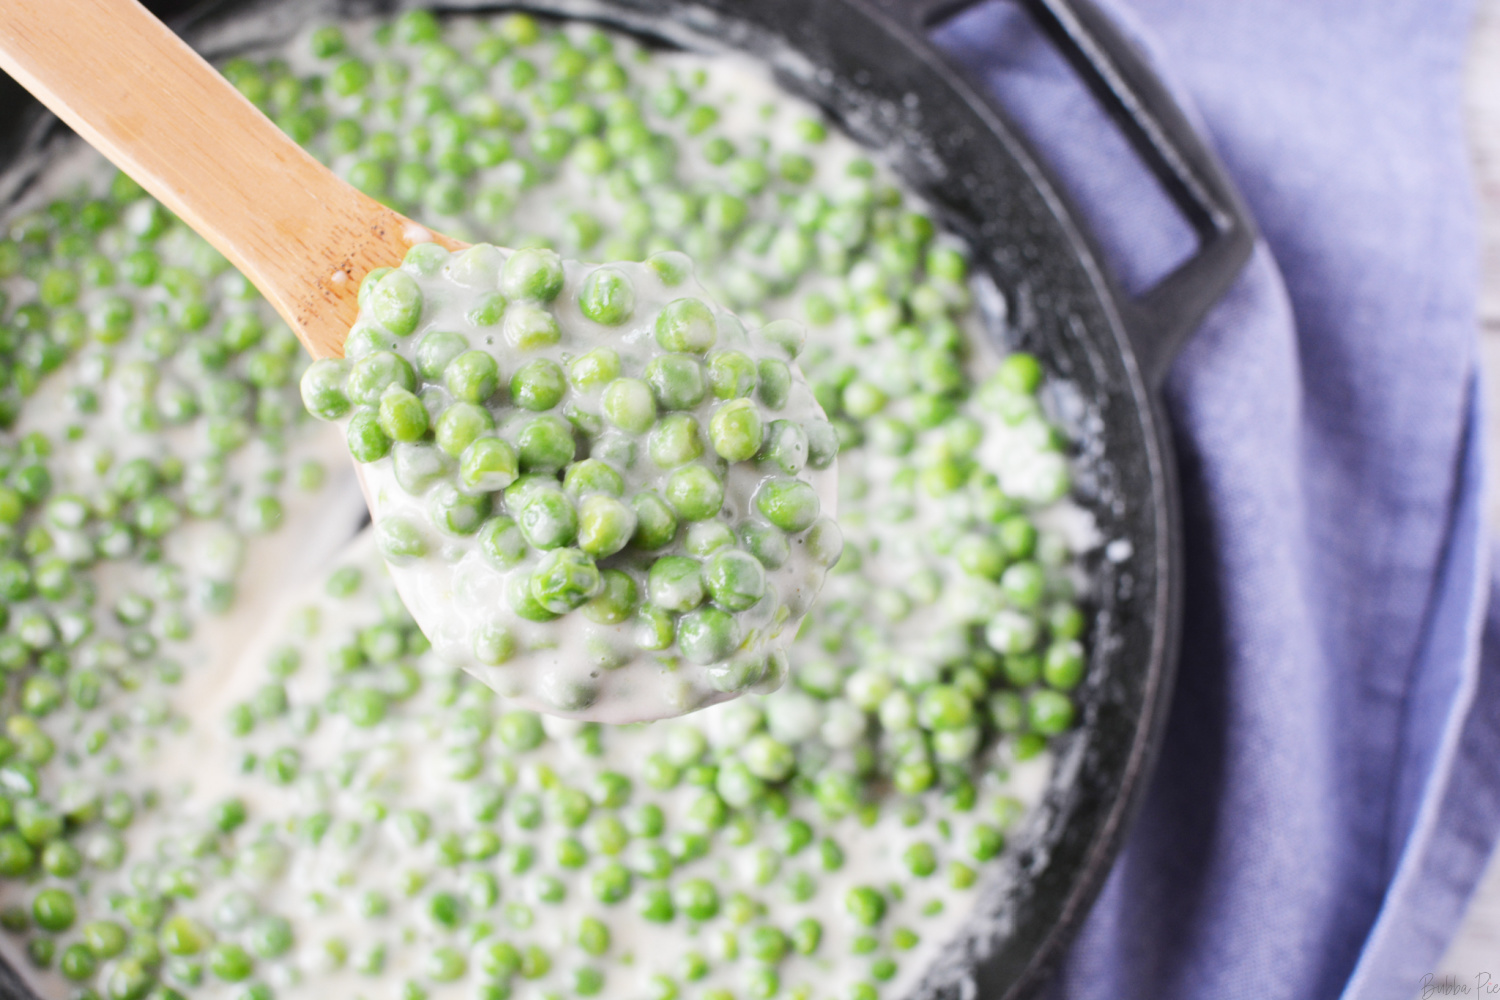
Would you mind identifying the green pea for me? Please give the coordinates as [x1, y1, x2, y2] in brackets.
[647, 556, 703, 612]
[511, 358, 566, 410]
[209, 941, 254, 981]
[751, 322, 802, 363]
[430, 484, 490, 535]
[331, 56, 372, 95]
[300, 358, 351, 420]
[563, 458, 625, 498]
[59, 942, 95, 981]
[654, 298, 717, 353]
[709, 398, 763, 462]
[477, 939, 522, 984]
[893, 758, 936, 795]
[32, 887, 74, 930]
[580, 266, 636, 325]
[648, 413, 704, 468]
[161, 915, 211, 956]
[577, 495, 638, 558]
[739, 521, 789, 569]
[389, 441, 451, 495]
[1027, 689, 1075, 735]
[814, 772, 860, 819]
[917, 685, 974, 732]
[1000, 561, 1046, 610]
[501, 247, 564, 301]
[755, 477, 820, 532]
[515, 414, 575, 472]
[459, 437, 520, 493]
[435, 242, 496, 287]
[868, 416, 914, 457]
[666, 465, 724, 521]
[788, 917, 822, 957]
[102, 957, 154, 999]
[583, 568, 640, 624]
[428, 946, 467, 982]
[468, 291, 507, 325]
[708, 350, 757, 399]
[703, 549, 766, 611]
[368, 269, 423, 336]
[85, 919, 128, 958]
[705, 653, 766, 694]
[377, 385, 429, 442]
[503, 302, 562, 350]
[631, 492, 678, 549]
[603, 378, 656, 433]
[375, 516, 427, 564]
[445, 350, 500, 403]
[1049, 602, 1086, 641]
[534, 125, 574, 162]
[508, 573, 561, 622]
[998, 352, 1044, 393]
[471, 520, 524, 573]
[39, 268, 79, 307]
[845, 887, 886, 927]
[515, 487, 578, 549]
[40, 840, 81, 876]
[530, 548, 602, 613]
[347, 350, 416, 406]
[805, 418, 840, 470]
[727, 156, 769, 194]
[344, 324, 398, 359]
[519, 944, 552, 980]
[842, 380, 887, 418]
[638, 887, 675, 923]
[702, 190, 745, 231]
[673, 879, 719, 921]
[677, 607, 739, 665]
[435, 402, 494, 457]
[309, 24, 346, 56]
[803, 518, 843, 569]
[1043, 639, 1085, 690]
[1000, 649, 1042, 687]
[570, 347, 622, 391]
[567, 915, 611, 958]
[556, 836, 588, 869]
[647, 250, 692, 285]
[404, 242, 450, 277]
[346, 410, 393, 463]
[757, 358, 791, 410]
[629, 801, 667, 838]
[902, 842, 938, 878]
[497, 710, 545, 752]
[758, 419, 809, 475]
[471, 621, 514, 668]
[646, 354, 706, 411]
[748, 925, 788, 965]
[415, 329, 469, 378]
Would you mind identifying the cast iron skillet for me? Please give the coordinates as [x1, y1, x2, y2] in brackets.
[0, 1, 1253, 997]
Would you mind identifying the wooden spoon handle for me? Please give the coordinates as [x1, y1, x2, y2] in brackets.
[0, 0, 454, 358]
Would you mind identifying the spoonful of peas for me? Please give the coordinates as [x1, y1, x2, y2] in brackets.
[0, 0, 842, 722]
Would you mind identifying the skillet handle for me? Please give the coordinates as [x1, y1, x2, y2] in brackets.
[905, 0, 1256, 388]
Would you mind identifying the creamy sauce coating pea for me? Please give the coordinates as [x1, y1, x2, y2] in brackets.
[308, 248, 837, 721]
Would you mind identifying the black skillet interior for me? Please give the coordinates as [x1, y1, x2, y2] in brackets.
[0, 2, 1253, 998]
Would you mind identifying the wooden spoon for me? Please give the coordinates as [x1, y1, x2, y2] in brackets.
[0, 0, 465, 359]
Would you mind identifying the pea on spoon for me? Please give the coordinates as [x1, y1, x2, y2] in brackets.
[0, 0, 840, 722]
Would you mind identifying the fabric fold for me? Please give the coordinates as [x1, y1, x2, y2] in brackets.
[930, 1, 1487, 996]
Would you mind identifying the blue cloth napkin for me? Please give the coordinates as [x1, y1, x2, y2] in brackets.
[930, 2, 1490, 997]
